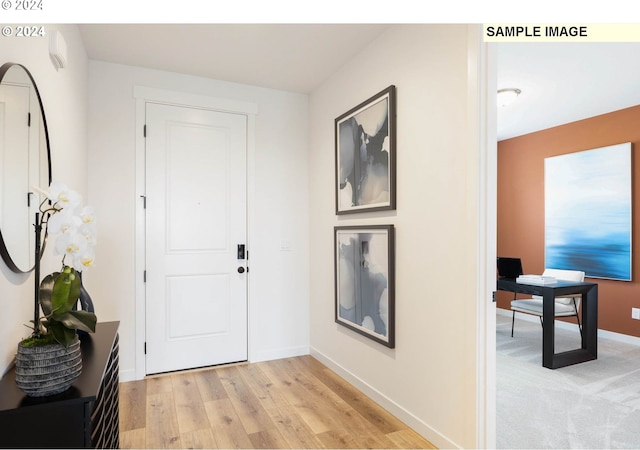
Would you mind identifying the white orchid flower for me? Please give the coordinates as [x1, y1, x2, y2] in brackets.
[38, 182, 97, 275]
[48, 181, 82, 211]
[79, 206, 96, 224]
[48, 208, 82, 235]
[79, 222, 97, 246]
[71, 247, 95, 272]
[55, 230, 88, 259]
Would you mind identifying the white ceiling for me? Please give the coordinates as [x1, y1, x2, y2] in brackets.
[78, 25, 640, 141]
[78, 24, 390, 94]
[497, 42, 640, 140]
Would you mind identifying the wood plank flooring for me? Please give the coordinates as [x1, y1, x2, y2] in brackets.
[119, 355, 436, 449]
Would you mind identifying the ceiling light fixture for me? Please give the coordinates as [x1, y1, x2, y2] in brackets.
[497, 88, 521, 107]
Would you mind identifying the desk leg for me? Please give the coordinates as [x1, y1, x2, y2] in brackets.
[582, 284, 598, 356]
[542, 290, 555, 369]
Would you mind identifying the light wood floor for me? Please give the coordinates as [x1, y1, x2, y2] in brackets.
[119, 355, 436, 449]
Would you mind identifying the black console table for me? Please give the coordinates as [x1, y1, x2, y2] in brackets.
[0, 321, 120, 448]
[498, 278, 597, 369]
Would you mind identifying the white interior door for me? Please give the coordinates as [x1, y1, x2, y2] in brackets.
[144, 102, 248, 375]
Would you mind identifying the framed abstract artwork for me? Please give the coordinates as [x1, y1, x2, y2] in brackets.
[334, 225, 395, 347]
[335, 85, 396, 214]
[544, 142, 632, 281]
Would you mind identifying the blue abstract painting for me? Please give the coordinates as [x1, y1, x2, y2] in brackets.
[545, 143, 632, 281]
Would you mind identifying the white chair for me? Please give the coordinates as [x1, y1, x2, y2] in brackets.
[510, 268, 585, 338]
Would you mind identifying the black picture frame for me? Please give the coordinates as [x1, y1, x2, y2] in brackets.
[334, 225, 395, 348]
[335, 85, 396, 215]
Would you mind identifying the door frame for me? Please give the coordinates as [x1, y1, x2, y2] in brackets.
[469, 26, 497, 448]
[133, 86, 258, 379]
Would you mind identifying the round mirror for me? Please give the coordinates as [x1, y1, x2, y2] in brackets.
[0, 63, 52, 273]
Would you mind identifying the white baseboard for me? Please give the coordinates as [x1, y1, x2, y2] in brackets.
[250, 345, 310, 364]
[118, 346, 311, 383]
[497, 307, 640, 347]
[309, 347, 460, 450]
[119, 368, 136, 383]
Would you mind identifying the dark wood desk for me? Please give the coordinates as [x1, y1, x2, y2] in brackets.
[0, 321, 120, 448]
[497, 278, 598, 369]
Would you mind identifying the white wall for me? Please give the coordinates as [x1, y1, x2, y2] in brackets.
[308, 25, 481, 448]
[0, 25, 89, 373]
[87, 61, 310, 380]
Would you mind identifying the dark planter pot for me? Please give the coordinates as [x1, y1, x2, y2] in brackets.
[15, 337, 82, 397]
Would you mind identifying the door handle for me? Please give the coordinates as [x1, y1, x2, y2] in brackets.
[237, 266, 245, 274]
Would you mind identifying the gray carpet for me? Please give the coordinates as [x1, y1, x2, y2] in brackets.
[497, 312, 640, 449]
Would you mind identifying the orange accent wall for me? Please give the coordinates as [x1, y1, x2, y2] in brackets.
[497, 105, 640, 338]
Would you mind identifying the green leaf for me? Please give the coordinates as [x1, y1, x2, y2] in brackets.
[38, 266, 96, 347]
[39, 273, 59, 316]
[54, 310, 97, 334]
[50, 268, 81, 315]
[65, 271, 81, 311]
[51, 272, 72, 313]
[47, 321, 77, 348]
